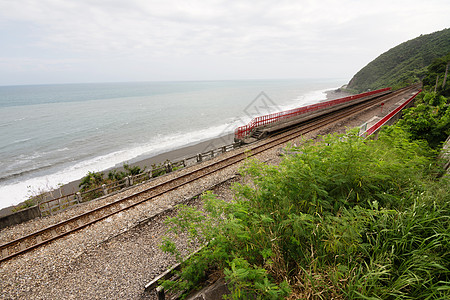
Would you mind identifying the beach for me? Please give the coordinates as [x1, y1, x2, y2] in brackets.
[0, 81, 349, 216]
[41, 88, 350, 201]
[58, 133, 236, 196]
[0, 133, 235, 217]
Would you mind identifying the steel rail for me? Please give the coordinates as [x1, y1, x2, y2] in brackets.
[0, 85, 418, 263]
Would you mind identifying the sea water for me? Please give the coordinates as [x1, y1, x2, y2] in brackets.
[0, 79, 346, 208]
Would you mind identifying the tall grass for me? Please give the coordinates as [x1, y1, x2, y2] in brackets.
[160, 128, 449, 299]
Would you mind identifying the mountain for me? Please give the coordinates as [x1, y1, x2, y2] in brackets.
[347, 28, 450, 92]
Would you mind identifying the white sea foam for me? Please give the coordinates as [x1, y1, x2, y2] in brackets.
[0, 119, 243, 208]
[277, 88, 332, 112]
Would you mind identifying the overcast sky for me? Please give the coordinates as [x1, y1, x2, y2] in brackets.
[0, 0, 449, 86]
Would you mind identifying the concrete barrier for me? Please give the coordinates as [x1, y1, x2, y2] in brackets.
[440, 136, 450, 173]
[185, 278, 230, 300]
[0, 206, 40, 230]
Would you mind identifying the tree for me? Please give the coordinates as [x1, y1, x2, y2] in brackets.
[423, 52, 450, 97]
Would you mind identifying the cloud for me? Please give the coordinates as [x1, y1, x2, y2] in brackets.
[0, 0, 449, 84]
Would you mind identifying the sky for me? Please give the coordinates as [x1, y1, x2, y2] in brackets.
[0, 0, 449, 86]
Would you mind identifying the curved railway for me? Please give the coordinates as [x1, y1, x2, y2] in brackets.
[0, 85, 419, 264]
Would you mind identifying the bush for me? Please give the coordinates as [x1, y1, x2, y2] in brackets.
[398, 91, 450, 148]
[12, 198, 36, 212]
[79, 171, 105, 192]
[160, 129, 449, 299]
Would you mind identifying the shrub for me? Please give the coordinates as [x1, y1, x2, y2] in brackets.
[160, 129, 449, 299]
[398, 91, 450, 148]
[78, 171, 105, 192]
[12, 198, 36, 212]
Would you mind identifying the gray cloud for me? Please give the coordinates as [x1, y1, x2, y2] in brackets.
[0, 0, 449, 85]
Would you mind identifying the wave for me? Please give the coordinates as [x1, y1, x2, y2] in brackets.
[0, 163, 56, 182]
[277, 88, 331, 112]
[0, 118, 243, 209]
[0, 147, 71, 180]
[0, 117, 27, 128]
[0, 138, 35, 151]
[0, 121, 13, 128]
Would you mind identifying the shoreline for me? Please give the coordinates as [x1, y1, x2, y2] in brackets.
[57, 133, 235, 197]
[0, 87, 348, 217]
[0, 133, 235, 217]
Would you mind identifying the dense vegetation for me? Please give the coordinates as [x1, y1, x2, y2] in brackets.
[161, 128, 449, 299]
[347, 28, 450, 92]
[398, 52, 450, 149]
[160, 57, 450, 298]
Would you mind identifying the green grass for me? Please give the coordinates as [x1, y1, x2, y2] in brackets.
[160, 128, 449, 299]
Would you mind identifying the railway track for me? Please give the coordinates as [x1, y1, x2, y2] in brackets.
[0, 85, 419, 264]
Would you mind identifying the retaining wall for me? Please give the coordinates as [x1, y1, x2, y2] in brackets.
[0, 206, 40, 230]
[440, 136, 450, 173]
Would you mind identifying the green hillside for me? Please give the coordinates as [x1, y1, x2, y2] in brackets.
[347, 28, 450, 92]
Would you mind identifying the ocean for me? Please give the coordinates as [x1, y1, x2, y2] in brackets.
[0, 79, 346, 209]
